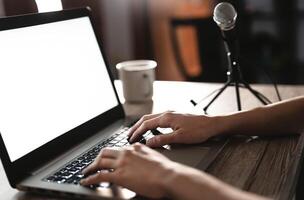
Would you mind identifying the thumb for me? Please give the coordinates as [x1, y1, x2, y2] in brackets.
[147, 133, 178, 147]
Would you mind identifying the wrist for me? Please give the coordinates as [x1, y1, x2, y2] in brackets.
[158, 162, 181, 198]
[160, 163, 224, 200]
[209, 115, 234, 137]
[162, 165, 271, 200]
[219, 107, 265, 136]
[159, 162, 219, 200]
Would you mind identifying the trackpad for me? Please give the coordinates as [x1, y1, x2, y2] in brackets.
[158, 146, 210, 169]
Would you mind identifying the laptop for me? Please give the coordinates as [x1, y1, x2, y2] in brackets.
[0, 8, 227, 199]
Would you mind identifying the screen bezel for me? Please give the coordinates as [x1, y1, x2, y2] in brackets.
[0, 7, 125, 187]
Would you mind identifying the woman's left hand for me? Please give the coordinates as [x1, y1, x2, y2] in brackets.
[80, 143, 176, 199]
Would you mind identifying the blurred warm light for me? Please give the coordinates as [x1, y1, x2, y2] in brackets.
[35, 0, 63, 12]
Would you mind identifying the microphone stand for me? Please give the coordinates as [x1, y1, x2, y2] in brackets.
[201, 36, 271, 114]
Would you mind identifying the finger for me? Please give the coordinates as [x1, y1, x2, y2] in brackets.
[80, 171, 115, 186]
[129, 115, 171, 143]
[128, 111, 174, 138]
[146, 132, 178, 147]
[82, 158, 116, 175]
[132, 142, 144, 152]
[128, 113, 163, 137]
[81, 159, 101, 175]
[82, 148, 121, 175]
[132, 142, 158, 155]
[101, 148, 121, 158]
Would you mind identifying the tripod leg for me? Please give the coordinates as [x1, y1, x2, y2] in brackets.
[244, 82, 268, 105]
[235, 79, 242, 111]
[203, 81, 231, 113]
[242, 82, 269, 105]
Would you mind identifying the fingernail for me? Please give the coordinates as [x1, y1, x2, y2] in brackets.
[146, 139, 153, 146]
[80, 179, 85, 185]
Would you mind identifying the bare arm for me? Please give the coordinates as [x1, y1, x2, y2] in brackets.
[164, 162, 270, 200]
[81, 144, 270, 200]
[219, 96, 304, 136]
[128, 96, 304, 147]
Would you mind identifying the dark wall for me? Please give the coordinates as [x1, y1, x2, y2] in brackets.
[223, 0, 304, 84]
[3, 0, 37, 15]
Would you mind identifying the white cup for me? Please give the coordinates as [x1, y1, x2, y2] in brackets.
[116, 60, 157, 102]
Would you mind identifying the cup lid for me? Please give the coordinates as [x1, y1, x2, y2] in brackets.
[116, 60, 157, 71]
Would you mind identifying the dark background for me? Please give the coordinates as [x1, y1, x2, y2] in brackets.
[0, 0, 303, 84]
[228, 0, 304, 84]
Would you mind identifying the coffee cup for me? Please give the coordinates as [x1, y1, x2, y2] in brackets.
[116, 60, 157, 102]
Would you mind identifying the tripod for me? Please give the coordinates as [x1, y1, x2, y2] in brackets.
[199, 2, 272, 114]
[202, 43, 271, 114]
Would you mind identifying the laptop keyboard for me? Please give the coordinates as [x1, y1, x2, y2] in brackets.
[44, 127, 152, 186]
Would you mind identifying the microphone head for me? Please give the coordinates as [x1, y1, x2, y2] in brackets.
[213, 2, 237, 31]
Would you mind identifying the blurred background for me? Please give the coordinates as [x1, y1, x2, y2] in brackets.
[0, 0, 303, 84]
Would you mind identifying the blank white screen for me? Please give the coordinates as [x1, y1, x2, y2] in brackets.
[0, 17, 118, 162]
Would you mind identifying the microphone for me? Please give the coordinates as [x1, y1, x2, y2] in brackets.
[213, 2, 239, 73]
[190, 3, 239, 108]
[213, 2, 237, 31]
[190, 2, 272, 112]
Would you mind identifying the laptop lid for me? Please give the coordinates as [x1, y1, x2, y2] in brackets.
[0, 8, 125, 187]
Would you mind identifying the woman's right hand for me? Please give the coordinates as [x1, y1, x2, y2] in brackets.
[128, 111, 223, 147]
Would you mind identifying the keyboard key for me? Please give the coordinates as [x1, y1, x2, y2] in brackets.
[44, 127, 137, 185]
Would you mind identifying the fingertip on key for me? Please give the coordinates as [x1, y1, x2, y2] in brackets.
[80, 179, 86, 185]
[127, 135, 133, 143]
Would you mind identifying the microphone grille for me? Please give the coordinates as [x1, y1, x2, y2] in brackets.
[213, 2, 237, 31]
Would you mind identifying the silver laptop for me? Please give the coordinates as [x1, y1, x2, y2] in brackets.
[0, 8, 226, 199]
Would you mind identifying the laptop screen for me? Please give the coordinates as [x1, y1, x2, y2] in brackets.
[0, 16, 119, 162]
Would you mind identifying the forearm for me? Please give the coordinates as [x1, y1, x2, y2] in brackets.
[218, 96, 304, 136]
[163, 163, 270, 200]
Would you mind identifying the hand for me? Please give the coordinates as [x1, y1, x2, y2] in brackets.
[81, 143, 267, 200]
[128, 111, 221, 147]
[80, 143, 177, 199]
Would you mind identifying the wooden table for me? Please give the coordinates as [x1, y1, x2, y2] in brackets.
[1, 81, 304, 200]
